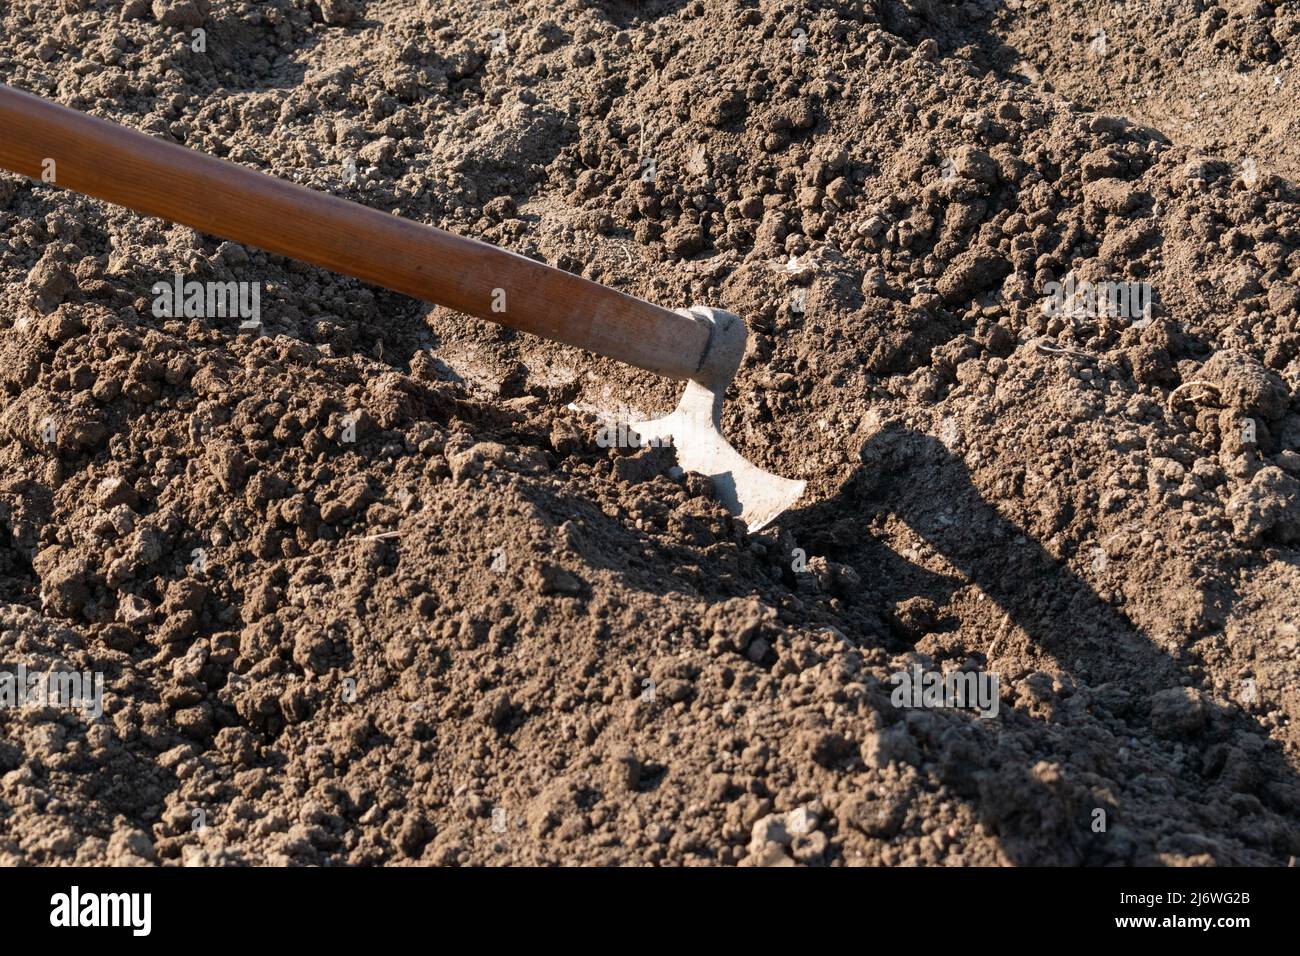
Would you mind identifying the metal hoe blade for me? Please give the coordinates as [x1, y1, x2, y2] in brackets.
[632, 306, 805, 532]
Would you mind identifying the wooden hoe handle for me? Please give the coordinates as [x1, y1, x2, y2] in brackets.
[0, 83, 710, 380]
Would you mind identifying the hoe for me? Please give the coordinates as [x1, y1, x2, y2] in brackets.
[0, 84, 804, 530]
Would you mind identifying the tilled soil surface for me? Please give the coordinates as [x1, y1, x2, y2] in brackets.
[1, 0, 1298, 866]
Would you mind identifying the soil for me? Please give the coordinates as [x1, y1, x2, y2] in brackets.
[1, 0, 1298, 866]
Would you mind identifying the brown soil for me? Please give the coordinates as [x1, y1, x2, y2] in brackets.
[0, 0, 1298, 866]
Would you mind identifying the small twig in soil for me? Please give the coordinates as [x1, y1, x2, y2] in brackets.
[1167, 380, 1221, 411]
[1034, 339, 1092, 359]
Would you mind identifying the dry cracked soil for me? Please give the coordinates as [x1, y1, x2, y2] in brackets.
[1, 0, 1299, 867]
